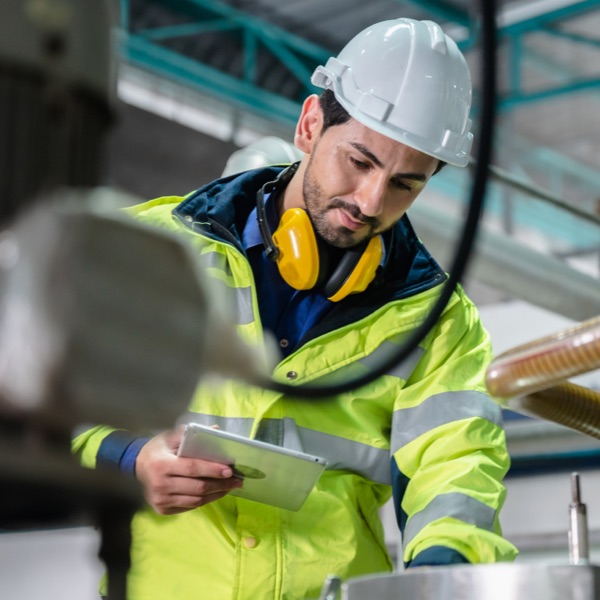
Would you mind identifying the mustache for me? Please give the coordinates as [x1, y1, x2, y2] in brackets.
[329, 198, 379, 228]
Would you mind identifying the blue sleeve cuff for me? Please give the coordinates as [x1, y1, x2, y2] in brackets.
[406, 546, 469, 569]
[97, 431, 150, 475]
[120, 436, 151, 475]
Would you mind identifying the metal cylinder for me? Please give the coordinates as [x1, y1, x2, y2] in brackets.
[342, 564, 600, 600]
[569, 472, 590, 565]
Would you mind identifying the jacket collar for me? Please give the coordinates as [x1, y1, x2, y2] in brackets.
[174, 166, 284, 246]
[173, 166, 446, 300]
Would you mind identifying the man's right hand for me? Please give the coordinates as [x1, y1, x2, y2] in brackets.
[135, 429, 243, 515]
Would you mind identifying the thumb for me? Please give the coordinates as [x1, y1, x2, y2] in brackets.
[165, 426, 186, 453]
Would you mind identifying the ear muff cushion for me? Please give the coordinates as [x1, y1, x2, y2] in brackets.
[326, 235, 383, 302]
[322, 241, 368, 299]
[272, 208, 321, 290]
[270, 208, 382, 300]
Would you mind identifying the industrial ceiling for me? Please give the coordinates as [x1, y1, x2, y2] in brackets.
[110, 0, 600, 319]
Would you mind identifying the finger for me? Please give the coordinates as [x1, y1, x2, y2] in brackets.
[175, 456, 237, 479]
[168, 475, 243, 498]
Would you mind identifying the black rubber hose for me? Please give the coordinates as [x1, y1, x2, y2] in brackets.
[256, 0, 498, 398]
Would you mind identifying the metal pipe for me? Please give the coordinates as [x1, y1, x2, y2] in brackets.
[484, 162, 600, 227]
[411, 202, 600, 321]
[568, 472, 590, 565]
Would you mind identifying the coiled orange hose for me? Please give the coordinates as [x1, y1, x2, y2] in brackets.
[486, 315, 600, 439]
[486, 315, 600, 399]
[509, 382, 600, 441]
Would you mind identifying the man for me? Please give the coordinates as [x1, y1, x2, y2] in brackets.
[73, 18, 518, 599]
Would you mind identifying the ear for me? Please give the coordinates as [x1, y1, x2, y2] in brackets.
[294, 94, 323, 154]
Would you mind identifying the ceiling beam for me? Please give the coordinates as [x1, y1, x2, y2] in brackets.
[121, 33, 303, 126]
[391, 0, 470, 26]
[410, 202, 600, 322]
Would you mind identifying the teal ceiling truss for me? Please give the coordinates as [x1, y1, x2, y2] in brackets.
[497, 0, 600, 111]
[118, 0, 600, 126]
[117, 0, 600, 243]
[118, 0, 330, 127]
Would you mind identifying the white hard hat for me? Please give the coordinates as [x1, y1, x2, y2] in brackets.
[311, 19, 473, 167]
[222, 136, 302, 177]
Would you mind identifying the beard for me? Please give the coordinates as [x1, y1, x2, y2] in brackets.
[302, 158, 380, 249]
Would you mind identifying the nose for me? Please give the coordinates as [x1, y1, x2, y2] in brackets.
[353, 173, 386, 218]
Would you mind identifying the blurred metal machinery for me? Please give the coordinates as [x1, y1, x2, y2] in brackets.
[0, 3, 139, 598]
[0, 0, 113, 222]
[0, 2, 265, 598]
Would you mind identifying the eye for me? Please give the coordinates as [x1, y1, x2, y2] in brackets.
[349, 156, 370, 171]
[391, 178, 414, 192]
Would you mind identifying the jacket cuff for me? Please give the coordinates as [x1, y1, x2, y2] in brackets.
[120, 436, 150, 475]
[406, 546, 469, 569]
[96, 430, 149, 474]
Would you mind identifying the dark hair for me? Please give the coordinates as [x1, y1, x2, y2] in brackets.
[318, 89, 446, 175]
[319, 89, 352, 130]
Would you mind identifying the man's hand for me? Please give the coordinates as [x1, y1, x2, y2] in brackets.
[135, 428, 243, 515]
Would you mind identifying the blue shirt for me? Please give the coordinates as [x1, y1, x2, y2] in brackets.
[242, 193, 333, 358]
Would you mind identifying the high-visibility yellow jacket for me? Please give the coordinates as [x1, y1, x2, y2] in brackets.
[73, 167, 518, 600]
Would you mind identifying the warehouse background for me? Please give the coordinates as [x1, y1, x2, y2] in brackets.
[2, 0, 600, 597]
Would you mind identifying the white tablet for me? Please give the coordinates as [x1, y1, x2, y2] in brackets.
[177, 423, 328, 511]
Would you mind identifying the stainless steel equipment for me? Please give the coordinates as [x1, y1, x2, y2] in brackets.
[342, 563, 600, 599]
[336, 472, 597, 600]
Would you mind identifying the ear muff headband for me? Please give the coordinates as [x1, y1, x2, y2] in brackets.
[256, 163, 300, 261]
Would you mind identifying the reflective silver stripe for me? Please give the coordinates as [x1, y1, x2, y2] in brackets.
[178, 413, 253, 437]
[277, 417, 390, 484]
[232, 282, 254, 326]
[193, 250, 254, 325]
[180, 413, 391, 484]
[258, 418, 284, 445]
[404, 492, 496, 548]
[202, 276, 254, 326]
[297, 426, 391, 484]
[391, 390, 502, 454]
[198, 251, 232, 276]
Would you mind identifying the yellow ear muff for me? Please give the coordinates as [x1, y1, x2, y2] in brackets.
[269, 207, 383, 301]
[327, 235, 383, 302]
[272, 208, 320, 290]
